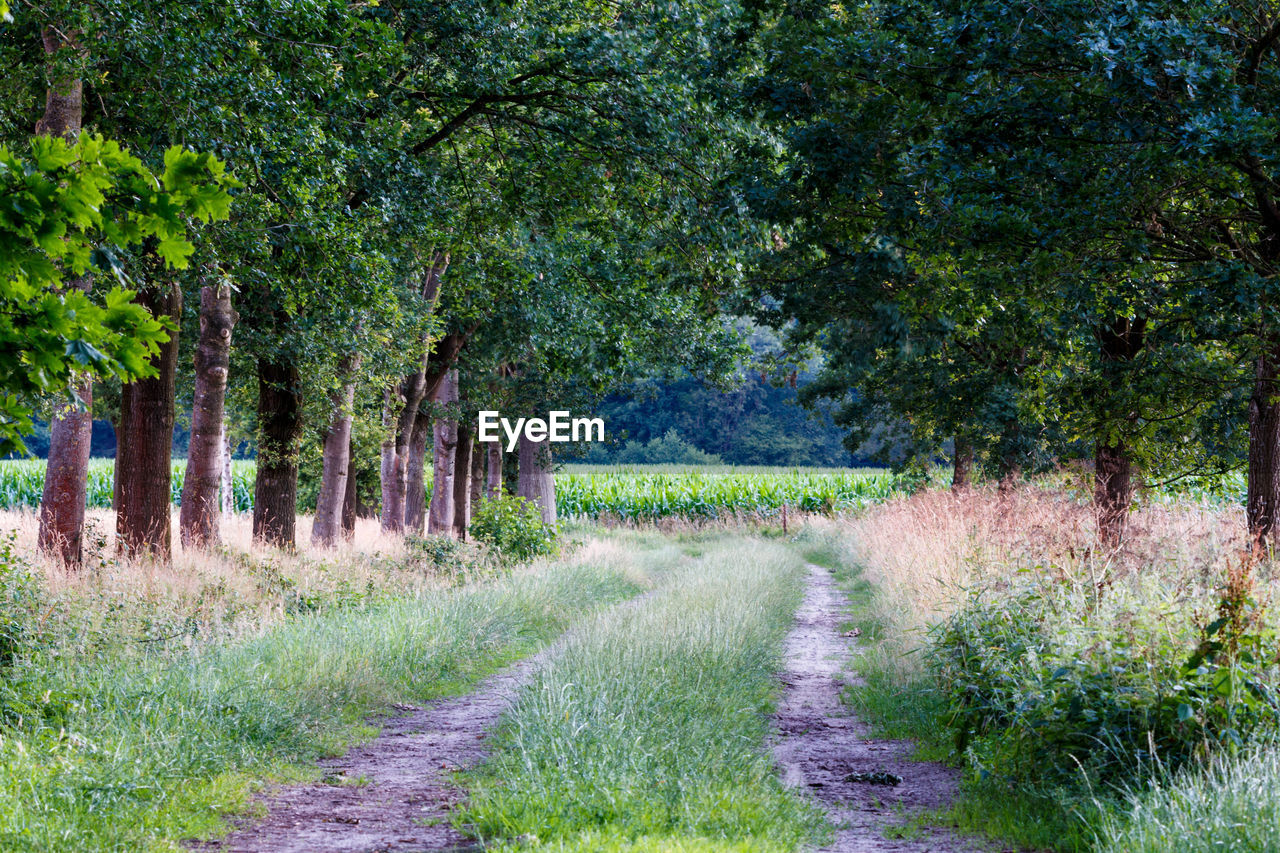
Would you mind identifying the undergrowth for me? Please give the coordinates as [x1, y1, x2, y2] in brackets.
[809, 486, 1280, 852]
[0, 531, 655, 851]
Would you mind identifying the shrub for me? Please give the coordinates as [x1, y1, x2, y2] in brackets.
[929, 569, 1280, 792]
[470, 494, 557, 563]
[614, 429, 723, 465]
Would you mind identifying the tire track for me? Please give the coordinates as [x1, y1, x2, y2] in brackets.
[774, 563, 998, 852]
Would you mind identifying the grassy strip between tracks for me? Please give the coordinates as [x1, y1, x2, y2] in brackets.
[458, 535, 825, 852]
[0, 534, 660, 852]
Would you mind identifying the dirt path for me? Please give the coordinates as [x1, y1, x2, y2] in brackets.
[204, 648, 551, 853]
[774, 563, 996, 853]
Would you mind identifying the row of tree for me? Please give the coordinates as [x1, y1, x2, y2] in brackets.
[742, 0, 1280, 546]
[2, 0, 765, 566]
[11, 0, 1278, 558]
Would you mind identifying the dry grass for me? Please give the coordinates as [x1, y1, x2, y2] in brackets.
[832, 484, 1249, 643]
[0, 508, 449, 641]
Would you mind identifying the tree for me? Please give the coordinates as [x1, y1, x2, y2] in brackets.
[741, 0, 1255, 544]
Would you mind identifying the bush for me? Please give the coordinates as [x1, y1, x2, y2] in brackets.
[0, 534, 41, 668]
[469, 494, 557, 563]
[929, 570, 1280, 792]
[614, 429, 723, 465]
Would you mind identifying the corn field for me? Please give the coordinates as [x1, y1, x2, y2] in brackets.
[0, 460, 902, 521]
[555, 465, 907, 521]
[0, 459, 256, 512]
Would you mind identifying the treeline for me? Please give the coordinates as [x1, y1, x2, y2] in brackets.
[740, 1, 1280, 546]
[1, 0, 767, 566]
[584, 373, 855, 467]
[8, 0, 1278, 560]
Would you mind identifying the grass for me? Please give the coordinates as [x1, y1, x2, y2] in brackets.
[809, 485, 1278, 852]
[0, 532, 658, 851]
[458, 536, 825, 852]
[1096, 741, 1280, 852]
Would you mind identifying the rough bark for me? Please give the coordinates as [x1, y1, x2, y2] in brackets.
[469, 435, 485, 510]
[517, 431, 557, 525]
[181, 284, 236, 549]
[36, 26, 91, 567]
[1249, 348, 1280, 548]
[951, 437, 974, 492]
[380, 254, 450, 533]
[486, 441, 503, 498]
[253, 359, 303, 548]
[116, 284, 181, 561]
[1094, 317, 1146, 548]
[220, 427, 234, 516]
[38, 360, 93, 566]
[312, 352, 360, 548]
[452, 422, 473, 540]
[427, 370, 459, 537]
[341, 442, 359, 539]
[404, 412, 432, 535]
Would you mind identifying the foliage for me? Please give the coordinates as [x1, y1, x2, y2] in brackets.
[928, 571, 1280, 793]
[0, 533, 40, 669]
[556, 466, 907, 522]
[469, 495, 558, 563]
[614, 429, 724, 466]
[0, 134, 232, 455]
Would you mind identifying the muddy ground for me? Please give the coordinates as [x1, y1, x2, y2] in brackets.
[773, 563, 1002, 853]
[199, 648, 548, 853]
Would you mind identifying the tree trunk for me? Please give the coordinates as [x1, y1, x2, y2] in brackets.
[427, 370, 459, 536]
[486, 440, 503, 498]
[379, 254, 451, 533]
[1095, 441, 1133, 548]
[1094, 317, 1146, 548]
[116, 284, 181, 561]
[470, 436, 485, 509]
[181, 284, 236, 549]
[1248, 348, 1280, 548]
[36, 26, 91, 567]
[252, 359, 303, 548]
[341, 442, 359, 540]
[951, 437, 974, 492]
[453, 423, 473, 540]
[312, 353, 360, 548]
[379, 387, 404, 533]
[405, 412, 432, 535]
[39, 362, 93, 566]
[220, 426, 234, 516]
[517, 430, 557, 525]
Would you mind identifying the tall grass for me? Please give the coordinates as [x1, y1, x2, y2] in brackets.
[460, 538, 822, 852]
[818, 486, 1261, 852]
[0, 536, 652, 851]
[1096, 742, 1280, 852]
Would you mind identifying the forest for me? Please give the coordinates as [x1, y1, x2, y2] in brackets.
[3, 1, 1280, 852]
